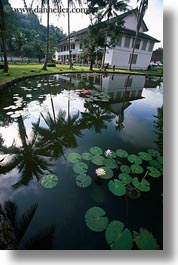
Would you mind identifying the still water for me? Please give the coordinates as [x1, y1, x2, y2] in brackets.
[0, 73, 163, 249]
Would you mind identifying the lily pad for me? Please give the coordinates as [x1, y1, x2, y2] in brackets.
[127, 154, 142, 164]
[66, 152, 81, 163]
[106, 221, 133, 250]
[82, 152, 93, 161]
[133, 228, 160, 250]
[73, 162, 88, 174]
[157, 155, 163, 164]
[147, 149, 160, 157]
[116, 149, 128, 158]
[85, 207, 109, 232]
[130, 164, 144, 174]
[76, 174, 92, 188]
[91, 155, 105, 166]
[108, 179, 126, 196]
[40, 174, 58, 189]
[100, 167, 113, 179]
[138, 152, 152, 161]
[118, 173, 132, 185]
[90, 146, 103, 156]
[149, 160, 162, 169]
[147, 167, 161, 178]
[104, 158, 117, 169]
[132, 178, 150, 192]
[120, 165, 131, 174]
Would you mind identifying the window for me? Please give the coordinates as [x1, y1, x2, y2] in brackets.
[148, 42, 154, 52]
[135, 39, 141, 49]
[117, 37, 122, 47]
[129, 54, 138, 64]
[124, 77, 132, 87]
[124, 37, 131, 48]
[71, 44, 75, 49]
[64, 46, 66, 51]
[141, 40, 147, 51]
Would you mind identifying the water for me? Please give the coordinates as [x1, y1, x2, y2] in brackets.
[0, 73, 163, 250]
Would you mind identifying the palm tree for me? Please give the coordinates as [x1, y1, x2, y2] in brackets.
[0, 116, 54, 188]
[0, 0, 9, 72]
[40, 0, 62, 70]
[67, 0, 82, 69]
[128, 0, 148, 70]
[3, 201, 56, 249]
[100, 0, 130, 68]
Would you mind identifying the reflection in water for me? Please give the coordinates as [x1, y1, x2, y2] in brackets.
[153, 106, 163, 154]
[0, 73, 163, 249]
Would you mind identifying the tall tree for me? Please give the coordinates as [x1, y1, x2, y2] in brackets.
[128, 0, 148, 70]
[0, 0, 9, 72]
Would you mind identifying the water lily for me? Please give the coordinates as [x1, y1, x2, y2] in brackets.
[96, 168, 106, 176]
[105, 149, 112, 157]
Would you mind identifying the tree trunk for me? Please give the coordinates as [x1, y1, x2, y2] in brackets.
[128, 30, 139, 71]
[42, 0, 50, 70]
[101, 16, 109, 69]
[90, 61, 93, 71]
[0, 0, 8, 73]
[68, 0, 72, 69]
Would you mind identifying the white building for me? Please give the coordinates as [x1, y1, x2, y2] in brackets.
[55, 9, 160, 70]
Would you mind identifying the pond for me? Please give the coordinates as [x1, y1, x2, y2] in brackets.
[0, 73, 163, 250]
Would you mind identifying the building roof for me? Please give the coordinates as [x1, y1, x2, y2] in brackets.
[59, 9, 159, 45]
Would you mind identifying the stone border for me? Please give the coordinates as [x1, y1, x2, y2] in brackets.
[0, 70, 163, 90]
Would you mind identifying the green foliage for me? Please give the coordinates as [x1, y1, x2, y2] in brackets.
[116, 149, 128, 158]
[66, 152, 81, 163]
[120, 165, 130, 173]
[130, 164, 144, 174]
[91, 155, 105, 166]
[104, 158, 117, 169]
[76, 174, 92, 188]
[90, 146, 103, 156]
[147, 149, 160, 157]
[133, 228, 160, 250]
[118, 173, 132, 185]
[100, 167, 113, 179]
[147, 167, 161, 178]
[132, 178, 150, 192]
[138, 152, 152, 161]
[85, 207, 109, 232]
[40, 174, 58, 189]
[82, 152, 93, 160]
[128, 154, 142, 164]
[106, 221, 133, 250]
[73, 162, 88, 174]
[108, 179, 126, 196]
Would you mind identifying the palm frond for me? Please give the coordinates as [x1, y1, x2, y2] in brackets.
[15, 203, 38, 241]
[4, 200, 18, 229]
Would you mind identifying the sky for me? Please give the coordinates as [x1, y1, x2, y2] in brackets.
[9, 0, 163, 49]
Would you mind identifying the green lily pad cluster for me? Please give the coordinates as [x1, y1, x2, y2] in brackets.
[78, 90, 111, 103]
[40, 174, 58, 189]
[85, 206, 160, 250]
[66, 147, 162, 195]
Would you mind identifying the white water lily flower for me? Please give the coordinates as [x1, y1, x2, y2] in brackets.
[105, 149, 112, 157]
[96, 168, 106, 176]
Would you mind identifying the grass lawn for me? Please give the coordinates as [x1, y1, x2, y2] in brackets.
[0, 63, 163, 86]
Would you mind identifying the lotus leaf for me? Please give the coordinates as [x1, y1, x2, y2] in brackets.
[118, 173, 132, 185]
[130, 164, 144, 174]
[104, 158, 117, 169]
[157, 155, 163, 164]
[147, 167, 161, 178]
[100, 167, 113, 179]
[120, 165, 131, 174]
[73, 162, 88, 174]
[106, 221, 133, 250]
[82, 152, 93, 161]
[138, 152, 152, 161]
[147, 149, 160, 157]
[76, 174, 92, 188]
[127, 154, 142, 164]
[90, 146, 103, 156]
[85, 207, 109, 232]
[133, 228, 160, 250]
[132, 178, 150, 192]
[66, 152, 81, 163]
[108, 179, 126, 196]
[91, 156, 105, 166]
[116, 149, 128, 158]
[40, 174, 58, 189]
[149, 160, 162, 169]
